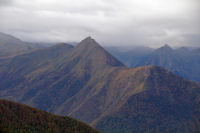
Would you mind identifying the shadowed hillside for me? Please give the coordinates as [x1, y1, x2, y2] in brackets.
[0, 99, 100, 133]
[96, 66, 200, 133]
[0, 37, 200, 133]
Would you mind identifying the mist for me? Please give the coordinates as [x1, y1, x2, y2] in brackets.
[0, 0, 199, 48]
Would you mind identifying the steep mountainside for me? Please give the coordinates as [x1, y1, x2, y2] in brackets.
[138, 45, 200, 82]
[0, 99, 100, 133]
[0, 37, 200, 133]
[0, 32, 44, 58]
[106, 46, 153, 67]
[140, 45, 182, 71]
[108, 44, 200, 82]
[96, 66, 200, 133]
[0, 36, 125, 118]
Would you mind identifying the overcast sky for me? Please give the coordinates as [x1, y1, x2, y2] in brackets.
[0, 0, 199, 47]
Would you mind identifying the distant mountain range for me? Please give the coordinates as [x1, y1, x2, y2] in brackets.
[107, 44, 200, 82]
[1, 32, 200, 82]
[0, 99, 100, 133]
[0, 32, 47, 58]
[0, 34, 199, 133]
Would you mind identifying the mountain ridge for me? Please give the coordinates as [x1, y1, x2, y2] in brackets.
[0, 37, 199, 133]
[0, 32, 45, 58]
[108, 44, 200, 82]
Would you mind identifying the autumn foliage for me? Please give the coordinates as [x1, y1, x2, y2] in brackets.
[0, 99, 100, 133]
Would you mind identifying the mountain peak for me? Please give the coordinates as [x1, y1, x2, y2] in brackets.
[163, 44, 172, 49]
[74, 37, 103, 54]
[81, 36, 93, 42]
[156, 44, 173, 53]
[84, 36, 92, 40]
[164, 44, 170, 47]
[72, 37, 125, 68]
[77, 36, 100, 48]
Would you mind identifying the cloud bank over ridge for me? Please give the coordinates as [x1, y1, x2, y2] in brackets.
[0, 0, 199, 47]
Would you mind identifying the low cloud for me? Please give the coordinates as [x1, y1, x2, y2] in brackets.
[0, 0, 199, 48]
[0, 0, 13, 6]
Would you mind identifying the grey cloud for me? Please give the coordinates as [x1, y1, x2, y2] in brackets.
[184, 34, 200, 46]
[0, 0, 199, 48]
[0, 0, 13, 6]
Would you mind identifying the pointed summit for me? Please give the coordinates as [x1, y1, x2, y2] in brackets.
[156, 44, 173, 53]
[72, 37, 125, 68]
[161, 44, 172, 49]
[77, 36, 100, 48]
[163, 44, 171, 48]
[83, 36, 92, 41]
[81, 36, 93, 43]
[74, 36, 104, 55]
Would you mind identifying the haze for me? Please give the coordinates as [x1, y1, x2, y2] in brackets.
[0, 0, 199, 47]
